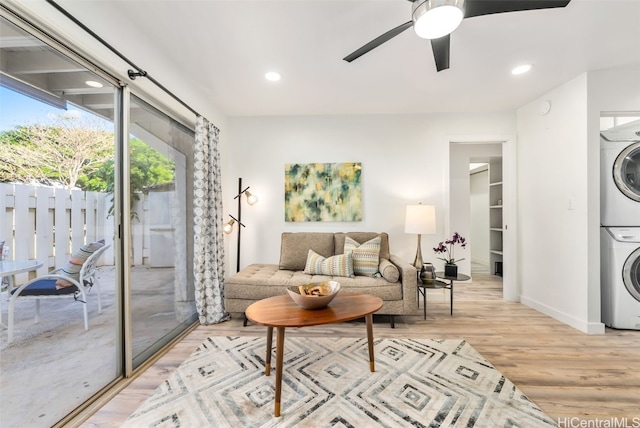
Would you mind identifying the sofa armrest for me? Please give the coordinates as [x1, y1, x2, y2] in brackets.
[389, 254, 418, 313]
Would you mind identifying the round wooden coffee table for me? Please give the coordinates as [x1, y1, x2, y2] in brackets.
[245, 291, 383, 417]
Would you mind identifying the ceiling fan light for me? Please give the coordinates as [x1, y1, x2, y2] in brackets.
[413, 0, 465, 40]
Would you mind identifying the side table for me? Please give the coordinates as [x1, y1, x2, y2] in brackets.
[1, 260, 43, 328]
[416, 280, 449, 319]
[434, 271, 471, 316]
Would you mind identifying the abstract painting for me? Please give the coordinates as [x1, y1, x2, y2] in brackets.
[284, 162, 362, 222]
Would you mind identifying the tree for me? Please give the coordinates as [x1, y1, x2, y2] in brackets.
[0, 113, 114, 189]
[0, 113, 175, 199]
[88, 138, 176, 218]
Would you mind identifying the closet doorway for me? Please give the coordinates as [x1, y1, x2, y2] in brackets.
[449, 139, 516, 301]
[469, 157, 503, 280]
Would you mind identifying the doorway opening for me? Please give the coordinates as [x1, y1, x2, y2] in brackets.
[469, 158, 503, 285]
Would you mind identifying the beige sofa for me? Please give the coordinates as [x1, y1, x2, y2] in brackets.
[224, 232, 418, 327]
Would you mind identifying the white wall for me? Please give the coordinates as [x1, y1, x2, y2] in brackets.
[470, 169, 490, 267]
[224, 113, 516, 273]
[517, 74, 591, 331]
[516, 64, 640, 334]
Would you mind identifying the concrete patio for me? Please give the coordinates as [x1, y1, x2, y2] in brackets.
[0, 265, 196, 428]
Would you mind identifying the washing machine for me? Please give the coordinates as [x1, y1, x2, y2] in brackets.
[600, 128, 640, 227]
[601, 227, 640, 330]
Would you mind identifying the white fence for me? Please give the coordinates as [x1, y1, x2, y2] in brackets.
[0, 183, 118, 283]
[0, 183, 181, 286]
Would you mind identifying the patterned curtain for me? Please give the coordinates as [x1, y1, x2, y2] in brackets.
[193, 116, 230, 324]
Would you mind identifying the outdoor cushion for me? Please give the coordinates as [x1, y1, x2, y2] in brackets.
[11, 279, 79, 296]
[56, 239, 105, 288]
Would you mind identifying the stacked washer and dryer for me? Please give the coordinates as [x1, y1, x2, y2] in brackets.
[600, 123, 640, 330]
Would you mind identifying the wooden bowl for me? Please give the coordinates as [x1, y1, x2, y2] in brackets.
[287, 281, 341, 310]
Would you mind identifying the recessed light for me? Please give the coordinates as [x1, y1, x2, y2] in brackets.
[511, 64, 533, 75]
[265, 72, 281, 82]
[85, 80, 104, 88]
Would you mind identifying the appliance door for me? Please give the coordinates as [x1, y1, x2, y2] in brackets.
[623, 247, 640, 302]
[613, 142, 640, 202]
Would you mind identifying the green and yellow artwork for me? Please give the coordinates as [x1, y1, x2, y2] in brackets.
[284, 162, 362, 222]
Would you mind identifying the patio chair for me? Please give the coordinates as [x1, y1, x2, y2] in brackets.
[7, 243, 111, 343]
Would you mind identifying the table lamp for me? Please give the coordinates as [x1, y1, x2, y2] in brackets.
[405, 203, 436, 271]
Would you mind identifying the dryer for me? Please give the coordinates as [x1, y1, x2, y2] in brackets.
[601, 227, 640, 330]
[600, 128, 640, 227]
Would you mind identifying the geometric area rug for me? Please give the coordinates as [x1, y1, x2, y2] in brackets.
[123, 336, 557, 427]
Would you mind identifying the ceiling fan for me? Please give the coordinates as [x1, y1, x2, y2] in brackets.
[343, 0, 572, 71]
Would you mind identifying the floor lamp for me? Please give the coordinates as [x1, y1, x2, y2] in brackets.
[405, 203, 436, 271]
[223, 177, 258, 272]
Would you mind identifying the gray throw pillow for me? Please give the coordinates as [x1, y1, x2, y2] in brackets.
[378, 258, 400, 283]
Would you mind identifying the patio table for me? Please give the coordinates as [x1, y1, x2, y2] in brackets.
[0, 260, 43, 328]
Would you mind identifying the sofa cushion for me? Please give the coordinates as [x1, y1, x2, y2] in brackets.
[279, 232, 335, 270]
[334, 232, 390, 260]
[344, 236, 380, 277]
[378, 258, 400, 283]
[303, 250, 354, 277]
[225, 264, 402, 301]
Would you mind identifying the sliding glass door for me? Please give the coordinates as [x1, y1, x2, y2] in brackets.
[0, 11, 197, 426]
[0, 15, 120, 427]
[128, 95, 197, 368]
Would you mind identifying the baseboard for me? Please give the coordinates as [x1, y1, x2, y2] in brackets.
[520, 296, 605, 335]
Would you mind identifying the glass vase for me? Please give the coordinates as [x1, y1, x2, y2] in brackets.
[420, 263, 435, 284]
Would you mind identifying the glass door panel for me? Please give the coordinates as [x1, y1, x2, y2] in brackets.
[128, 95, 196, 367]
[0, 16, 120, 427]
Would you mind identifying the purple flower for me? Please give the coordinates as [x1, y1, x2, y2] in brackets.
[433, 232, 468, 265]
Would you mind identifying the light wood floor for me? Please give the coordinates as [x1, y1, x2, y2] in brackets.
[82, 274, 640, 427]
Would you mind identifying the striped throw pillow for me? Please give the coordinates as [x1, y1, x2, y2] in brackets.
[344, 236, 381, 277]
[55, 239, 106, 288]
[304, 249, 354, 278]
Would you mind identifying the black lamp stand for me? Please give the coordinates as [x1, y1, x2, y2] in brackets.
[232, 177, 251, 273]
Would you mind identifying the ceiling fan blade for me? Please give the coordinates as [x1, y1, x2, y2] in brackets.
[431, 35, 450, 72]
[343, 21, 413, 62]
[465, 0, 571, 19]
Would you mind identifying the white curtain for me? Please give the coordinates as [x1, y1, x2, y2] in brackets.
[193, 116, 229, 324]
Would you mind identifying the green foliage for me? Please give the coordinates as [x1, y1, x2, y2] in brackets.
[129, 138, 175, 191]
[0, 114, 114, 189]
[0, 116, 174, 194]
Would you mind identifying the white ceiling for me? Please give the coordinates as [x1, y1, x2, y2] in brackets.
[46, 0, 640, 117]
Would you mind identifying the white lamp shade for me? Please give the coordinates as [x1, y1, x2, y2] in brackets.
[405, 204, 436, 234]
